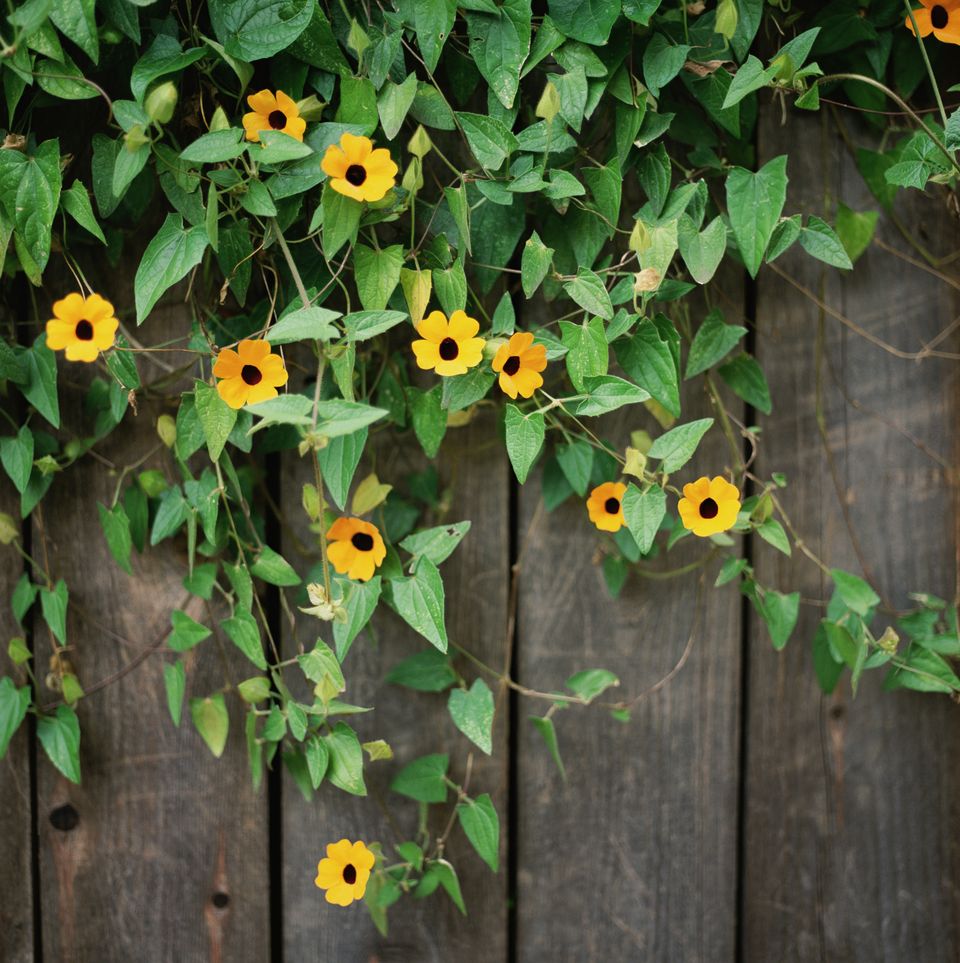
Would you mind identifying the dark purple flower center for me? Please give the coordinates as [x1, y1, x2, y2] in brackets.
[502, 355, 521, 376]
[438, 337, 459, 361]
[351, 532, 374, 552]
[345, 164, 367, 186]
[241, 364, 263, 386]
[604, 497, 620, 515]
[932, 4, 949, 28]
[342, 863, 357, 884]
[75, 319, 94, 341]
[699, 497, 719, 519]
[268, 110, 287, 130]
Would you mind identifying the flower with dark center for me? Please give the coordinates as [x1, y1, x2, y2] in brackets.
[326, 518, 387, 582]
[587, 482, 627, 533]
[905, 0, 960, 44]
[242, 89, 306, 143]
[492, 331, 548, 399]
[315, 839, 376, 906]
[213, 339, 288, 410]
[412, 310, 486, 376]
[46, 292, 119, 363]
[321, 133, 398, 202]
[678, 476, 741, 537]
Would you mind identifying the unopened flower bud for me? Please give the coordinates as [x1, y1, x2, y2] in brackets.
[144, 81, 177, 124]
[633, 268, 661, 293]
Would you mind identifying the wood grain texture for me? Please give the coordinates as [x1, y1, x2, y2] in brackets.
[281, 412, 510, 962]
[742, 108, 960, 962]
[514, 387, 743, 958]
[0, 471, 33, 962]
[31, 292, 269, 963]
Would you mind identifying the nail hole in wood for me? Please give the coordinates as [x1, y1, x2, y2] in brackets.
[211, 892, 230, 909]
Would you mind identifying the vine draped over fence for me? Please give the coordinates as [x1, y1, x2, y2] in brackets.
[1, 0, 959, 929]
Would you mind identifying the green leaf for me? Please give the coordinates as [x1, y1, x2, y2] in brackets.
[823, 620, 859, 669]
[442, 366, 496, 412]
[305, 735, 329, 788]
[530, 715, 565, 779]
[354, 244, 404, 310]
[835, 204, 878, 264]
[19, 335, 60, 428]
[179, 129, 247, 164]
[685, 310, 747, 378]
[391, 752, 448, 803]
[297, 639, 344, 691]
[621, 483, 667, 555]
[444, 182, 471, 254]
[566, 668, 619, 702]
[831, 568, 880, 616]
[456, 112, 519, 170]
[400, 521, 471, 567]
[129, 34, 205, 102]
[642, 34, 691, 98]
[168, 609, 212, 652]
[386, 556, 448, 652]
[40, 578, 68, 646]
[222, 611, 267, 670]
[549, 0, 620, 44]
[37, 705, 81, 783]
[150, 487, 188, 545]
[521, 231, 554, 297]
[266, 305, 340, 344]
[105, 334, 141, 390]
[753, 588, 800, 650]
[60, 180, 106, 243]
[320, 724, 364, 794]
[614, 320, 680, 417]
[190, 694, 229, 758]
[555, 439, 593, 496]
[647, 418, 713, 472]
[194, 380, 237, 461]
[321, 183, 362, 256]
[407, 384, 447, 458]
[377, 73, 418, 139]
[575, 375, 650, 416]
[386, 649, 457, 692]
[559, 317, 608, 391]
[135, 215, 209, 323]
[757, 518, 791, 556]
[447, 678, 494, 754]
[725, 156, 788, 278]
[409, 0, 455, 71]
[465, 0, 531, 109]
[718, 353, 772, 415]
[255, 130, 314, 164]
[0, 426, 34, 495]
[799, 215, 853, 270]
[812, 622, 844, 694]
[97, 502, 133, 574]
[343, 310, 407, 341]
[163, 661, 186, 726]
[678, 215, 727, 285]
[562, 269, 613, 320]
[208, 0, 313, 61]
[721, 55, 776, 108]
[250, 546, 300, 586]
[317, 428, 367, 511]
[504, 404, 544, 484]
[457, 793, 500, 871]
[332, 576, 381, 661]
[0, 677, 30, 759]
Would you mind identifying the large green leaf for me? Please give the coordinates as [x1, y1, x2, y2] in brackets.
[208, 0, 313, 61]
[135, 215, 209, 323]
[725, 156, 788, 278]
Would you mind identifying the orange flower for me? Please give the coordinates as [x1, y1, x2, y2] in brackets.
[213, 339, 288, 409]
[243, 89, 306, 143]
[491, 332, 547, 399]
[45, 292, 119, 363]
[677, 476, 741, 537]
[586, 482, 627, 533]
[321, 133, 397, 202]
[326, 518, 386, 582]
[905, 1, 960, 44]
[411, 310, 486, 376]
[315, 839, 375, 906]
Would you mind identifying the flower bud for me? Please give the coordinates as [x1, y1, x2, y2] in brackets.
[535, 80, 561, 123]
[408, 125, 432, 160]
[295, 95, 326, 122]
[144, 81, 177, 124]
[633, 268, 661, 293]
[156, 413, 177, 448]
[209, 106, 230, 132]
[0, 512, 19, 544]
[124, 124, 151, 151]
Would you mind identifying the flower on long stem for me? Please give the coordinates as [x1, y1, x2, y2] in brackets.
[905, 0, 960, 44]
[326, 518, 387, 582]
[677, 476, 740, 537]
[412, 310, 486, 376]
[213, 339, 288, 409]
[45, 292, 119, 363]
[491, 332, 547, 399]
[587, 482, 627, 533]
[315, 839, 375, 906]
[243, 89, 306, 143]
[321, 133, 397, 202]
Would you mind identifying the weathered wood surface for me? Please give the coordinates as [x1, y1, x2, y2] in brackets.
[280, 411, 511, 962]
[31, 290, 270, 962]
[742, 110, 960, 962]
[0, 466, 32, 961]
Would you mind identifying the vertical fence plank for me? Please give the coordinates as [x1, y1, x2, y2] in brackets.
[515, 386, 744, 959]
[281, 412, 510, 961]
[33, 295, 269, 962]
[1, 476, 33, 961]
[743, 109, 960, 961]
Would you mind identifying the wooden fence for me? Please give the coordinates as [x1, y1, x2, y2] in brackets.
[2, 110, 958, 963]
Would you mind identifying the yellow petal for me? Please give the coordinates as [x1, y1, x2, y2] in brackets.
[340, 132, 372, 164]
[327, 540, 355, 576]
[315, 858, 343, 888]
[212, 348, 242, 379]
[328, 177, 366, 202]
[447, 310, 479, 341]
[412, 339, 442, 370]
[324, 883, 356, 906]
[245, 382, 279, 406]
[237, 339, 271, 364]
[274, 90, 299, 117]
[416, 310, 448, 343]
[498, 372, 519, 399]
[52, 292, 85, 322]
[45, 318, 75, 350]
[358, 175, 395, 202]
[258, 354, 289, 386]
[216, 376, 248, 410]
[247, 89, 277, 114]
[63, 341, 100, 363]
[243, 113, 269, 143]
[511, 367, 542, 398]
[84, 293, 115, 321]
[284, 116, 307, 141]
[92, 316, 119, 351]
[321, 144, 349, 179]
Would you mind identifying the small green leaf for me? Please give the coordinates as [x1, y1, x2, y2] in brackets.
[457, 793, 500, 872]
[385, 556, 448, 652]
[562, 269, 613, 320]
[391, 752, 448, 802]
[447, 678, 494, 754]
[621, 483, 667, 555]
[386, 650, 457, 692]
[0, 677, 30, 760]
[37, 705, 81, 783]
[163, 661, 186, 726]
[566, 668, 619, 702]
[194, 380, 237, 461]
[530, 715, 565, 780]
[647, 418, 713, 472]
[504, 404, 544, 484]
[831, 568, 881, 616]
[222, 611, 267, 670]
[190, 694, 229, 758]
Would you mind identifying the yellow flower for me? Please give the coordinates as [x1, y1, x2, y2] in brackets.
[587, 482, 627, 533]
[321, 133, 398, 202]
[677, 476, 741, 537]
[213, 339, 289, 410]
[491, 332, 547, 399]
[905, 0, 960, 44]
[315, 839, 375, 906]
[45, 292, 119, 363]
[243, 89, 307, 143]
[326, 517, 387, 582]
[411, 310, 486, 376]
